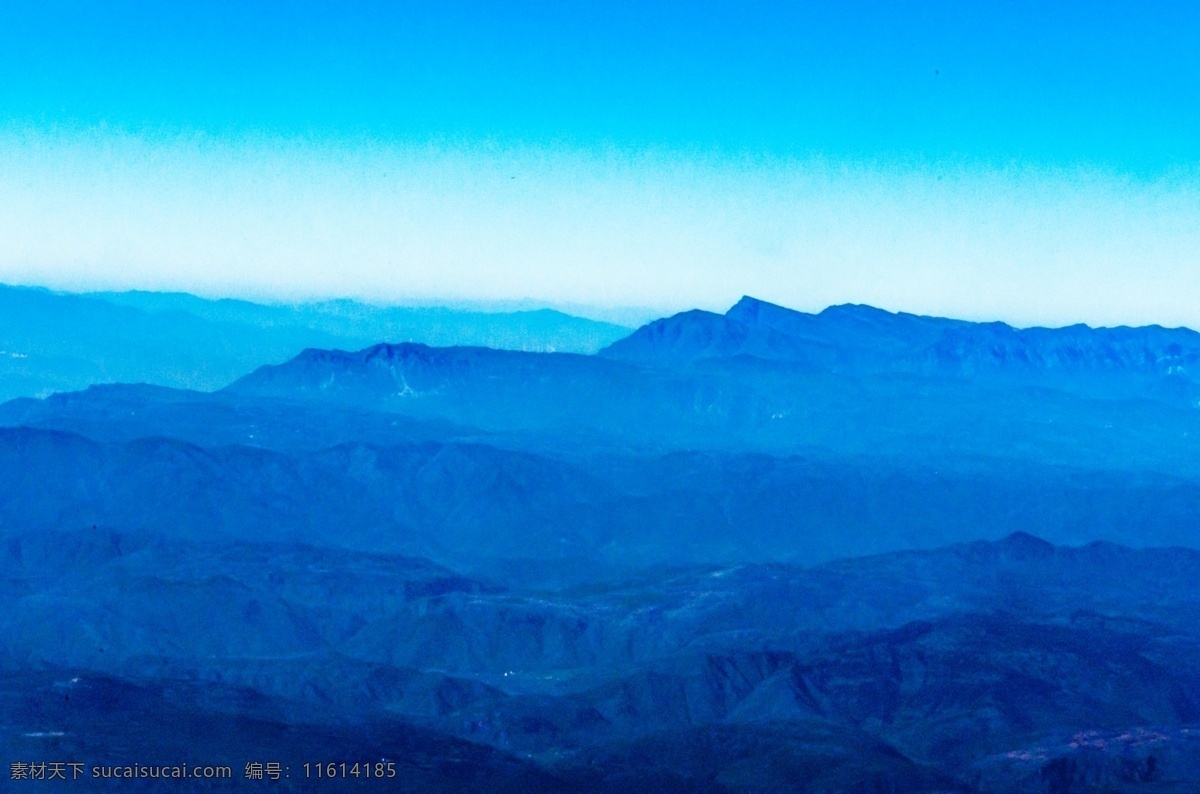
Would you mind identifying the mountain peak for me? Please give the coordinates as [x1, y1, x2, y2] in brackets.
[727, 295, 781, 316]
[994, 531, 1057, 559]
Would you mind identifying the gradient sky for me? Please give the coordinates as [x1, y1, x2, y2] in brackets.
[2, 1, 1199, 325]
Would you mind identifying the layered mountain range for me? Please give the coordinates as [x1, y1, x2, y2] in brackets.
[0, 284, 632, 402]
[3, 293, 1200, 791]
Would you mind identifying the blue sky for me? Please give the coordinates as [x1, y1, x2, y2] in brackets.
[2, 1, 1199, 324]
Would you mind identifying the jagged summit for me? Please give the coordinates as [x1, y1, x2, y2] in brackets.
[725, 295, 787, 319]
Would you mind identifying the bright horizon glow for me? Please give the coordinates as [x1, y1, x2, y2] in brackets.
[3, 2, 1200, 329]
[3, 127, 1200, 330]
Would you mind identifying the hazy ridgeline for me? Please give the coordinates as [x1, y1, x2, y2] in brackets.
[0, 284, 632, 402]
[3, 287, 1200, 791]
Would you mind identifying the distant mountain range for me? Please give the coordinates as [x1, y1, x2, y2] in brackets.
[604, 296, 1200, 400]
[6, 524, 1200, 791]
[3, 293, 1200, 571]
[7, 283, 1200, 408]
[4, 423, 1199, 582]
[216, 299, 1200, 477]
[0, 284, 632, 401]
[5, 287, 1200, 790]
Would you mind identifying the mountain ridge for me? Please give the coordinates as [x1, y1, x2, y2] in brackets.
[604, 294, 1200, 374]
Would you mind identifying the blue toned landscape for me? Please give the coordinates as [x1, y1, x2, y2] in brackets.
[4, 1, 1200, 791]
[4, 290, 1200, 791]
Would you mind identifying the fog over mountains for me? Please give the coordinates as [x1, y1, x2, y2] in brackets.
[0, 284, 632, 402]
[3, 289, 1200, 791]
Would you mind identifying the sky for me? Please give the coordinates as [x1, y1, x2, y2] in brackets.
[1, 0, 1199, 326]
